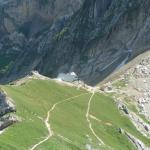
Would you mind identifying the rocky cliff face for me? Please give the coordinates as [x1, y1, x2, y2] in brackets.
[1, 0, 150, 85]
[0, 0, 83, 36]
[0, 0, 83, 77]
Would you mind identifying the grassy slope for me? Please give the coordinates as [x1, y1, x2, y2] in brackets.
[90, 94, 150, 149]
[0, 79, 149, 150]
[0, 79, 84, 150]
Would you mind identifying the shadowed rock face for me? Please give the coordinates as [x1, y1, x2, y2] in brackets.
[0, 90, 17, 130]
[1, 0, 150, 85]
[0, 0, 83, 36]
[0, 0, 84, 78]
[94, 0, 112, 18]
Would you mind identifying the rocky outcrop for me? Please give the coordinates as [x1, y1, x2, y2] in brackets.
[0, 90, 17, 131]
[117, 100, 150, 138]
[118, 126, 150, 150]
[0, 90, 16, 116]
[125, 132, 150, 150]
[124, 54, 150, 120]
[118, 128, 150, 150]
[0, 115, 17, 131]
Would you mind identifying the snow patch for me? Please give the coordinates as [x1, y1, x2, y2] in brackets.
[57, 72, 78, 82]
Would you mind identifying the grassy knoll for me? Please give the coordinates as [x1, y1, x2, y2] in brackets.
[0, 79, 149, 150]
[0, 79, 85, 150]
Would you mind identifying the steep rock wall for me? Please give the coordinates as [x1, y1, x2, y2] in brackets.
[2, 0, 150, 85]
[0, 0, 83, 36]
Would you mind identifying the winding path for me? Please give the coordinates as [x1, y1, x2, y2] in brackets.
[29, 93, 88, 150]
[86, 90, 105, 145]
[30, 110, 52, 150]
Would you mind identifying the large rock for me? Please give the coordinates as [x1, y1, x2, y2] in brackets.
[0, 89, 17, 131]
[0, 90, 16, 116]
